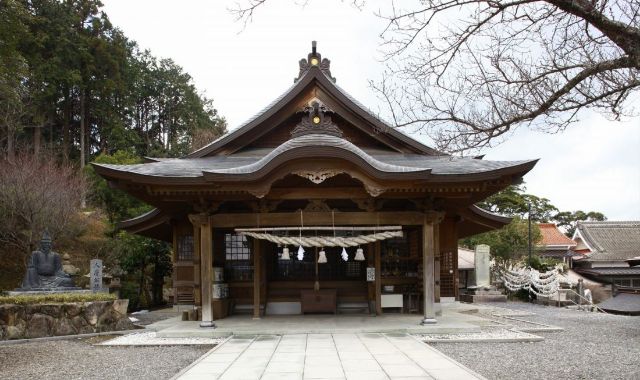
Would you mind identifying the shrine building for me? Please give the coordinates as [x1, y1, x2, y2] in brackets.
[93, 42, 537, 327]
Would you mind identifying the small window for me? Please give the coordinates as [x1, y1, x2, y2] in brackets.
[177, 235, 193, 261]
[224, 233, 253, 281]
[225, 234, 251, 260]
[615, 279, 632, 287]
[344, 261, 361, 278]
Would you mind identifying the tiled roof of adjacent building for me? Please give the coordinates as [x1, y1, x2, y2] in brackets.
[597, 293, 640, 315]
[538, 223, 576, 247]
[574, 221, 640, 261]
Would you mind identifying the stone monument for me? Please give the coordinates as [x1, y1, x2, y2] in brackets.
[460, 244, 507, 303]
[90, 259, 103, 292]
[474, 244, 491, 288]
[16, 231, 79, 291]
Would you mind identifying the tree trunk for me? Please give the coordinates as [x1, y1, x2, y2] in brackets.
[80, 88, 86, 169]
[62, 92, 70, 163]
[80, 89, 86, 208]
[7, 125, 15, 162]
[33, 126, 41, 157]
[152, 254, 164, 305]
[138, 259, 149, 308]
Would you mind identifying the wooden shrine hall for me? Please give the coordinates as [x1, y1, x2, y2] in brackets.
[94, 42, 537, 327]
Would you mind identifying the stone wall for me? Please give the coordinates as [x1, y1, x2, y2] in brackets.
[0, 300, 134, 340]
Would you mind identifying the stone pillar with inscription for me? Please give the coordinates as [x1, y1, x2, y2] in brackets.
[474, 244, 491, 288]
[90, 259, 103, 292]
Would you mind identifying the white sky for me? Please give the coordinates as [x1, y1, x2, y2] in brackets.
[101, 0, 640, 220]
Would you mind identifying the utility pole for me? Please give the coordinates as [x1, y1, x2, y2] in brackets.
[528, 202, 532, 267]
[528, 202, 533, 303]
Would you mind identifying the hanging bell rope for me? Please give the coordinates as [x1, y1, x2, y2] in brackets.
[238, 230, 403, 248]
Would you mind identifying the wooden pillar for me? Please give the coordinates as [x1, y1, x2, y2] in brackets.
[253, 239, 261, 319]
[192, 222, 202, 308]
[171, 225, 178, 306]
[189, 214, 215, 328]
[434, 222, 441, 304]
[421, 211, 443, 325]
[374, 241, 382, 316]
[200, 220, 214, 327]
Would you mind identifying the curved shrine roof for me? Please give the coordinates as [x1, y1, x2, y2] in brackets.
[94, 134, 535, 182]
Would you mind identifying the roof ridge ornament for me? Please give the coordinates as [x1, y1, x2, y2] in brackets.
[295, 41, 336, 83]
[291, 101, 343, 138]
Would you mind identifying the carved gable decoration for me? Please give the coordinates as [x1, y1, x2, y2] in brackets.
[290, 101, 343, 138]
[292, 169, 342, 184]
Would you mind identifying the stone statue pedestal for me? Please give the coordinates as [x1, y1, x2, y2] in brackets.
[460, 286, 507, 303]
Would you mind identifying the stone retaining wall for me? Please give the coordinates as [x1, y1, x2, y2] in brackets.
[0, 300, 134, 340]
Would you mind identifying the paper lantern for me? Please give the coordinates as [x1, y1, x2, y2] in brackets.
[281, 247, 290, 260]
[354, 247, 365, 261]
[318, 249, 327, 264]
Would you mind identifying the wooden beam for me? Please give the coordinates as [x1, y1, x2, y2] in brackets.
[253, 238, 261, 319]
[211, 211, 428, 228]
[266, 187, 371, 200]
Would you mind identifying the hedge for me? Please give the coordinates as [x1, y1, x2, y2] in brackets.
[0, 292, 117, 305]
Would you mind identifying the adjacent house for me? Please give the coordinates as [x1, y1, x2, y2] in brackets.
[537, 223, 577, 262]
[571, 221, 640, 290]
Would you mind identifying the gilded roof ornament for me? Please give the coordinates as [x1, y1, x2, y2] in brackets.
[295, 41, 336, 83]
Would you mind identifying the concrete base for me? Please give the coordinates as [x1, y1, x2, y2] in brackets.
[421, 317, 437, 325]
[172, 304, 195, 312]
[199, 321, 216, 328]
[460, 294, 507, 303]
[151, 303, 485, 338]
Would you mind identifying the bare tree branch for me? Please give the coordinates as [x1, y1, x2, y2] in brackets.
[229, 0, 639, 153]
[374, 0, 640, 152]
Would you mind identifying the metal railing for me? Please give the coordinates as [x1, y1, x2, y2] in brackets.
[563, 288, 608, 314]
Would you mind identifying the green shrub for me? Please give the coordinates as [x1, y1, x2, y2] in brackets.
[0, 292, 117, 305]
[508, 288, 535, 302]
[527, 255, 561, 271]
[119, 281, 140, 311]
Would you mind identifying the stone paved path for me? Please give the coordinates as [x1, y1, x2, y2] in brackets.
[174, 333, 485, 380]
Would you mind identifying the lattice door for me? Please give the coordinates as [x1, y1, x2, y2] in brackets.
[439, 251, 455, 297]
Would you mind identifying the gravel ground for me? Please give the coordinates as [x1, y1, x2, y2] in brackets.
[100, 331, 224, 346]
[130, 308, 180, 326]
[417, 327, 542, 342]
[431, 302, 640, 380]
[0, 338, 211, 380]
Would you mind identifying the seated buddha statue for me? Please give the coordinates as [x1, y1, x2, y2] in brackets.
[20, 231, 76, 290]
